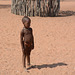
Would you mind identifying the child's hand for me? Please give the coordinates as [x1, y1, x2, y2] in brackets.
[25, 43, 30, 47]
[25, 43, 28, 46]
[31, 43, 34, 49]
[22, 48, 25, 53]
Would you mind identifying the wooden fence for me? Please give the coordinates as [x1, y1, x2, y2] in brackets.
[11, 0, 60, 17]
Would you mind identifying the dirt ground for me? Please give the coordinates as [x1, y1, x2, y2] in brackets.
[0, 0, 75, 75]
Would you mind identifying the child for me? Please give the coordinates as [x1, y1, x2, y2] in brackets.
[20, 16, 34, 69]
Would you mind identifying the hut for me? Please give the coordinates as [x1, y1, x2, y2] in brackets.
[11, 0, 60, 17]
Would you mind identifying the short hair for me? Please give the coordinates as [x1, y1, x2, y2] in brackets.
[22, 16, 31, 24]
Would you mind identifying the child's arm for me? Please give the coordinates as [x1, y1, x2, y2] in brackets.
[20, 29, 24, 51]
[31, 29, 34, 50]
[31, 35, 34, 49]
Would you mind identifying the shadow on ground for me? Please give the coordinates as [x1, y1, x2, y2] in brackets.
[28, 62, 68, 70]
[0, 5, 11, 9]
[58, 10, 75, 17]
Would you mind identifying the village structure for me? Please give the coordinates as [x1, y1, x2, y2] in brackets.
[11, 0, 60, 16]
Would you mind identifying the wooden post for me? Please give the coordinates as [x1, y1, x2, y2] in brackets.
[11, 0, 60, 17]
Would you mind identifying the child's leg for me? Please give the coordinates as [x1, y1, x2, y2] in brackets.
[22, 53, 26, 68]
[27, 54, 30, 66]
[26, 51, 31, 67]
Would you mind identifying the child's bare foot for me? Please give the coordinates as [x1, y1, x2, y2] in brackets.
[24, 67, 29, 72]
[27, 64, 33, 70]
[27, 65, 31, 68]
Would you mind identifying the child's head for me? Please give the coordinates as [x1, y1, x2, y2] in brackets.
[22, 16, 31, 28]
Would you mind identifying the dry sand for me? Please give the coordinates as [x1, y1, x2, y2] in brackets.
[0, 0, 75, 75]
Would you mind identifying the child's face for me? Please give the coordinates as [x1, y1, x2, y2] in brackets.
[24, 20, 30, 28]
